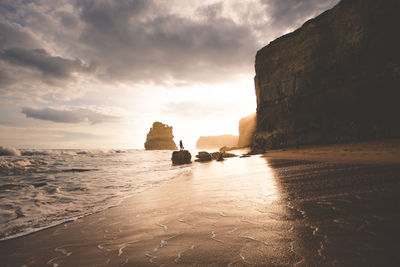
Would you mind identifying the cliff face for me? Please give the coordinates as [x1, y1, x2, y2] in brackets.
[254, 0, 400, 150]
[196, 135, 238, 149]
[238, 113, 256, 148]
[144, 122, 178, 150]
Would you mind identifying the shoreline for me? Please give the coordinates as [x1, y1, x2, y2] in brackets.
[0, 156, 292, 266]
[1, 143, 399, 266]
[263, 139, 400, 165]
[0, 163, 190, 242]
[3, 138, 397, 243]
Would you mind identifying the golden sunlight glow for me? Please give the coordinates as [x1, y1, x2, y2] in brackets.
[120, 76, 256, 149]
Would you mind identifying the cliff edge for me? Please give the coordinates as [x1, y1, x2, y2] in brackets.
[254, 0, 400, 150]
[144, 122, 178, 150]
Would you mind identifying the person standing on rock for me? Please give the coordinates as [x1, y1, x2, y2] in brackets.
[179, 140, 184, 151]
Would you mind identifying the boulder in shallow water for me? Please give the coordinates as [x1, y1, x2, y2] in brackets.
[211, 151, 236, 160]
[222, 152, 237, 158]
[219, 146, 238, 153]
[171, 150, 192, 165]
[195, 151, 212, 162]
[211, 152, 221, 160]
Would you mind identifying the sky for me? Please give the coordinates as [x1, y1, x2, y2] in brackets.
[0, 0, 339, 149]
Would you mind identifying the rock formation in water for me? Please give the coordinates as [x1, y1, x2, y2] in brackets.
[211, 151, 237, 159]
[171, 150, 192, 165]
[195, 151, 213, 162]
[144, 122, 178, 150]
[237, 113, 256, 148]
[196, 135, 238, 149]
[253, 0, 400, 150]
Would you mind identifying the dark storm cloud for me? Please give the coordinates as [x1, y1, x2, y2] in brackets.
[71, 0, 341, 83]
[0, 48, 90, 79]
[21, 107, 119, 124]
[0, 17, 89, 97]
[262, 0, 339, 29]
[72, 0, 259, 83]
[76, 0, 150, 28]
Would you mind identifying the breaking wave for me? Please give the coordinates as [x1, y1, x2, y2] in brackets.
[0, 149, 191, 240]
[0, 146, 21, 156]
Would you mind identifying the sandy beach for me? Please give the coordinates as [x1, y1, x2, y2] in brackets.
[1, 142, 400, 266]
[264, 139, 400, 165]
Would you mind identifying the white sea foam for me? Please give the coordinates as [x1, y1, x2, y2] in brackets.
[0, 146, 21, 156]
[0, 149, 191, 240]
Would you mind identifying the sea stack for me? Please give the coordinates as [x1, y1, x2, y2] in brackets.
[144, 122, 178, 150]
[253, 0, 400, 151]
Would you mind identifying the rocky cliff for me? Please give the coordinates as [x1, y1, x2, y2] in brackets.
[254, 0, 400, 150]
[144, 122, 178, 150]
[238, 113, 256, 148]
[196, 135, 238, 149]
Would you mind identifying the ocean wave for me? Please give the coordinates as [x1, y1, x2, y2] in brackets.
[0, 183, 33, 191]
[0, 158, 50, 174]
[61, 168, 98, 173]
[0, 146, 21, 156]
[0, 159, 100, 175]
[21, 150, 77, 156]
[0, 150, 191, 240]
[21, 150, 50, 156]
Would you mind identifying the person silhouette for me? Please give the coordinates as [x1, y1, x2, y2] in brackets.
[179, 140, 184, 151]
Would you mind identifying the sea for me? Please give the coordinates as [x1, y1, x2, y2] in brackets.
[0, 148, 191, 241]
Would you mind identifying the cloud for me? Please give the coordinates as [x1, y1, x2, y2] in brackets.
[261, 0, 339, 30]
[0, 68, 13, 87]
[21, 107, 119, 124]
[0, 16, 90, 99]
[73, 0, 259, 84]
[0, 120, 18, 127]
[56, 11, 80, 29]
[0, 19, 42, 49]
[0, 0, 341, 105]
[0, 0, 340, 93]
[0, 47, 91, 79]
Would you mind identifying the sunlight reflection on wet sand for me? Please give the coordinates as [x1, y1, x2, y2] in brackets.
[1, 156, 399, 266]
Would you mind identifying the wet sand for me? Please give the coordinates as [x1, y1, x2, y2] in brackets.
[264, 139, 400, 165]
[1, 146, 400, 266]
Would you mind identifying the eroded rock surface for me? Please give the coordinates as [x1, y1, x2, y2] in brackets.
[144, 122, 178, 150]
